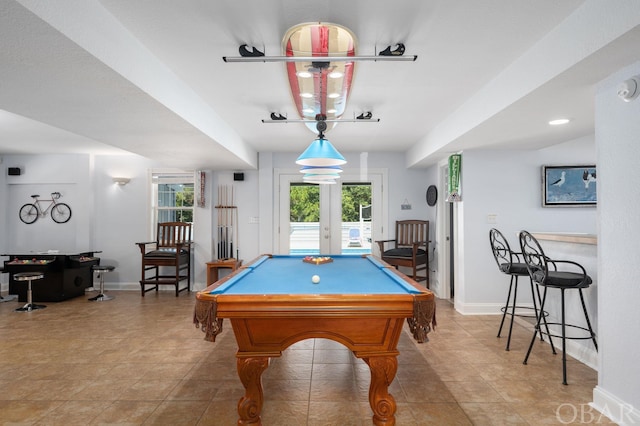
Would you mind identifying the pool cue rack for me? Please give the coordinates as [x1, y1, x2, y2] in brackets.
[215, 184, 238, 260]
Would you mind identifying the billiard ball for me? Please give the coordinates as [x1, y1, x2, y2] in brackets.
[312, 275, 320, 284]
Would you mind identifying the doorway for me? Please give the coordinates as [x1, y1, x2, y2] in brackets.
[438, 161, 455, 300]
[276, 170, 386, 255]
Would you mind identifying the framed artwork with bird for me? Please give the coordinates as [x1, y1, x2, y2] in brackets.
[542, 165, 597, 207]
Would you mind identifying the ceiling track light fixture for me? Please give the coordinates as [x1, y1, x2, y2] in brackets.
[262, 117, 379, 124]
[263, 111, 378, 124]
[223, 54, 417, 63]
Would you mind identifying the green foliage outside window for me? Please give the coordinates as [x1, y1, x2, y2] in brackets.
[158, 183, 194, 223]
[290, 185, 319, 222]
[341, 184, 371, 222]
[290, 183, 371, 222]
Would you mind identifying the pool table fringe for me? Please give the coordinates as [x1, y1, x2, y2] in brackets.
[407, 299, 437, 343]
[193, 300, 224, 342]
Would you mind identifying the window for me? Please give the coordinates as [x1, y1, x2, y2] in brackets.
[151, 172, 195, 229]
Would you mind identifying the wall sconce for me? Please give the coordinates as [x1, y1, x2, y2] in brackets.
[112, 177, 131, 186]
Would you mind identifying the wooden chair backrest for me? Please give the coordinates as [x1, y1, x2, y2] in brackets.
[395, 220, 429, 247]
[157, 222, 192, 248]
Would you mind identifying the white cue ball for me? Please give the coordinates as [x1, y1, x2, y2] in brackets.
[312, 274, 320, 284]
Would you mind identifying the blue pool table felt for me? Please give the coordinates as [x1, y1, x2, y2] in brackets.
[208, 255, 421, 295]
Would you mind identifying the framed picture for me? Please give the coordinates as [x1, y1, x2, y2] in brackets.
[542, 165, 597, 207]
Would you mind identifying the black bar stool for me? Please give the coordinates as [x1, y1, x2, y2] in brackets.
[519, 230, 598, 385]
[88, 265, 115, 301]
[14, 272, 46, 312]
[489, 228, 550, 351]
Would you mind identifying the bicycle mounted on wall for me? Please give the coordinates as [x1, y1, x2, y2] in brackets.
[19, 192, 72, 224]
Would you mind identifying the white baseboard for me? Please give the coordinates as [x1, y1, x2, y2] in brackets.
[454, 301, 507, 315]
[592, 385, 640, 425]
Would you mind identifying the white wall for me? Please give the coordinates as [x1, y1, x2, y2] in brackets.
[1, 150, 432, 293]
[454, 135, 597, 309]
[592, 61, 640, 424]
[3, 154, 94, 253]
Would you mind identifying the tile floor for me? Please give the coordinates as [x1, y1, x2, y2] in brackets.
[0, 290, 612, 425]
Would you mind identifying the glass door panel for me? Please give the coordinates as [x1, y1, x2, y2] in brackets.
[289, 183, 321, 255]
[340, 183, 372, 255]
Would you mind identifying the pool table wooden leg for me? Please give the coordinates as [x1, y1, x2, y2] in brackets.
[236, 356, 269, 425]
[363, 355, 398, 426]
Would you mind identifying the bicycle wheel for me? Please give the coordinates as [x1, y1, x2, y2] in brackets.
[51, 203, 72, 223]
[19, 203, 39, 224]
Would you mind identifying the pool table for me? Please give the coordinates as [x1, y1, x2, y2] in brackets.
[193, 254, 435, 426]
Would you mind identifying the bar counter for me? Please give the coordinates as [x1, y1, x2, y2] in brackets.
[531, 232, 597, 245]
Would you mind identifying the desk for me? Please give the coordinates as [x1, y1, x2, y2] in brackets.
[3, 252, 100, 302]
[194, 254, 435, 426]
[205, 258, 242, 285]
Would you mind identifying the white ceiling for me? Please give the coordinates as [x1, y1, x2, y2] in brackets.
[1, 0, 639, 170]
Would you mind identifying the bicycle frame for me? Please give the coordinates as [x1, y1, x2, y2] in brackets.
[19, 192, 72, 224]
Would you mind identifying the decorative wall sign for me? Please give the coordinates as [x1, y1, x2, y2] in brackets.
[542, 165, 597, 207]
[447, 154, 462, 202]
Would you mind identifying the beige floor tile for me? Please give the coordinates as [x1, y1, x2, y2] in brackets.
[261, 400, 310, 425]
[261, 378, 311, 401]
[35, 400, 107, 426]
[90, 400, 159, 424]
[167, 379, 218, 401]
[445, 380, 506, 403]
[409, 402, 474, 425]
[459, 402, 530, 425]
[0, 291, 607, 425]
[307, 400, 364, 425]
[143, 400, 209, 425]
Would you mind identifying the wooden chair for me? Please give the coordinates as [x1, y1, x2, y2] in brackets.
[137, 222, 192, 297]
[376, 220, 430, 287]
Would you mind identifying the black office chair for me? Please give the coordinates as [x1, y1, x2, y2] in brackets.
[519, 230, 598, 385]
[489, 228, 547, 351]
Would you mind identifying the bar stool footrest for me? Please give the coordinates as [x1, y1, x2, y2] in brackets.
[501, 305, 549, 319]
[535, 322, 596, 340]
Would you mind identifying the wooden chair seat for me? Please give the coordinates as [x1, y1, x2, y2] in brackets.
[376, 220, 430, 287]
[382, 247, 427, 258]
[144, 248, 189, 258]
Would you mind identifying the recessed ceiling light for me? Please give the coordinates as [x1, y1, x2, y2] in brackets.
[328, 93, 340, 99]
[303, 108, 315, 113]
[300, 93, 313, 98]
[328, 71, 343, 79]
[326, 108, 337, 114]
[549, 118, 570, 126]
[297, 71, 312, 78]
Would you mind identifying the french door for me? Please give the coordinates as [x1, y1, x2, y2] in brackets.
[277, 170, 385, 256]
